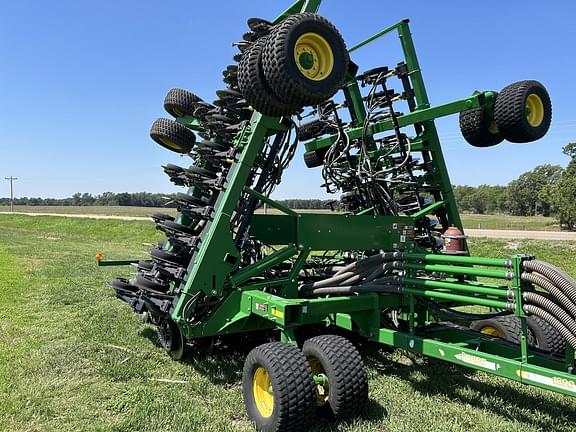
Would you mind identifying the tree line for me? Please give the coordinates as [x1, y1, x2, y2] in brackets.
[3, 143, 576, 227]
[0, 192, 178, 208]
[454, 143, 576, 228]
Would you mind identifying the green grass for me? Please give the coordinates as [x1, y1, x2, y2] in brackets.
[0, 215, 575, 431]
[0, 206, 562, 231]
[460, 213, 559, 231]
[0, 205, 176, 217]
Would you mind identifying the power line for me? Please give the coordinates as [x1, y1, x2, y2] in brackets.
[4, 176, 18, 213]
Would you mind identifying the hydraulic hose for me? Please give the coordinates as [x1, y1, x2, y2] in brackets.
[523, 303, 576, 350]
[523, 291, 576, 337]
[522, 272, 576, 319]
[333, 252, 401, 276]
[305, 284, 403, 297]
[523, 260, 576, 306]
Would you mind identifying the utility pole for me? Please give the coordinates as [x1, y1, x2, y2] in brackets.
[4, 176, 18, 213]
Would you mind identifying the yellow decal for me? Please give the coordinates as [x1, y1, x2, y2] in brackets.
[517, 370, 576, 394]
[271, 308, 284, 319]
[455, 352, 500, 371]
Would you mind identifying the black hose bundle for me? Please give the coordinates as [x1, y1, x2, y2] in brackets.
[523, 260, 576, 306]
[520, 260, 576, 351]
[521, 272, 576, 318]
[300, 252, 402, 294]
[523, 304, 576, 350]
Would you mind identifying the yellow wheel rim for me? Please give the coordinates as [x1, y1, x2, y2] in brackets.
[488, 120, 499, 135]
[480, 325, 503, 338]
[294, 33, 334, 81]
[253, 367, 274, 418]
[159, 137, 178, 151]
[526, 93, 544, 127]
[308, 358, 329, 406]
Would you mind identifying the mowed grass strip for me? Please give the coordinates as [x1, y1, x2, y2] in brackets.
[0, 215, 575, 432]
[0, 205, 563, 231]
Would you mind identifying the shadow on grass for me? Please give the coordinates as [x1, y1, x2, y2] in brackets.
[307, 398, 388, 432]
[139, 328, 266, 385]
[362, 343, 576, 430]
[139, 327, 388, 427]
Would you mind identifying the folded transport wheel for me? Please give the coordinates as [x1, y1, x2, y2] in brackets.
[238, 36, 299, 117]
[158, 318, 186, 360]
[494, 80, 552, 143]
[303, 146, 330, 168]
[459, 91, 504, 147]
[297, 119, 334, 142]
[242, 342, 315, 432]
[302, 334, 368, 419]
[262, 13, 349, 107]
[150, 118, 196, 154]
[163, 88, 202, 118]
[527, 315, 566, 355]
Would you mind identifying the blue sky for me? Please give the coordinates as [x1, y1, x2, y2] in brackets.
[1, 0, 575, 199]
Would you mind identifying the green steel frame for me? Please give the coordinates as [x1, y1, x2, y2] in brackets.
[102, 0, 576, 400]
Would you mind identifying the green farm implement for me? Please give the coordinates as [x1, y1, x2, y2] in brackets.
[100, 1, 573, 430]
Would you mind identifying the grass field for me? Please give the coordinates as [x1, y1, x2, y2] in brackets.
[1, 215, 575, 432]
[0, 205, 176, 218]
[0, 205, 562, 231]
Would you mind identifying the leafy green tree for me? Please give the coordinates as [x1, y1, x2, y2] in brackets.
[507, 164, 563, 216]
[550, 143, 576, 229]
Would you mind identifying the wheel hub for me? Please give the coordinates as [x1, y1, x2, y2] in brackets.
[294, 32, 334, 81]
[525, 93, 544, 127]
[480, 325, 503, 338]
[253, 367, 274, 417]
[308, 357, 329, 406]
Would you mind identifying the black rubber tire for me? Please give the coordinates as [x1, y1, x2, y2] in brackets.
[262, 13, 348, 107]
[494, 80, 552, 143]
[243, 342, 315, 432]
[238, 37, 299, 117]
[470, 316, 535, 344]
[108, 278, 138, 292]
[160, 219, 197, 235]
[151, 212, 174, 223]
[150, 247, 189, 265]
[297, 119, 334, 141]
[527, 315, 566, 355]
[184, 166, 218, 180]
[303, 147, 329, 168]
[176, 192, 207, 208]
[302, 334, 368, 420]
[459, 92, 504, 147]
[137, 260, 154, 272]
[247, 17, 273, 35]
[158, 318, 186, 360]
[134, 275, 169, 294]
[150, 118, 196, 154]
[163, 88, 202, 118]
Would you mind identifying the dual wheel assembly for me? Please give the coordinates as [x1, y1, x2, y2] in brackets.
[460, 80, 552, 147]
[238, 13, 349, 117]
[243, 335, 368, 432]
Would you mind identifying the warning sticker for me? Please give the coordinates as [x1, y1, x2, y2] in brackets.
[455, 352, 500, 371]
[517, 370, 576, 394]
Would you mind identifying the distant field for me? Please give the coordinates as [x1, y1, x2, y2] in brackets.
[0, 206, 562, 231]
[0, 205, 176, 218]
[460, 213, 559, 231]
